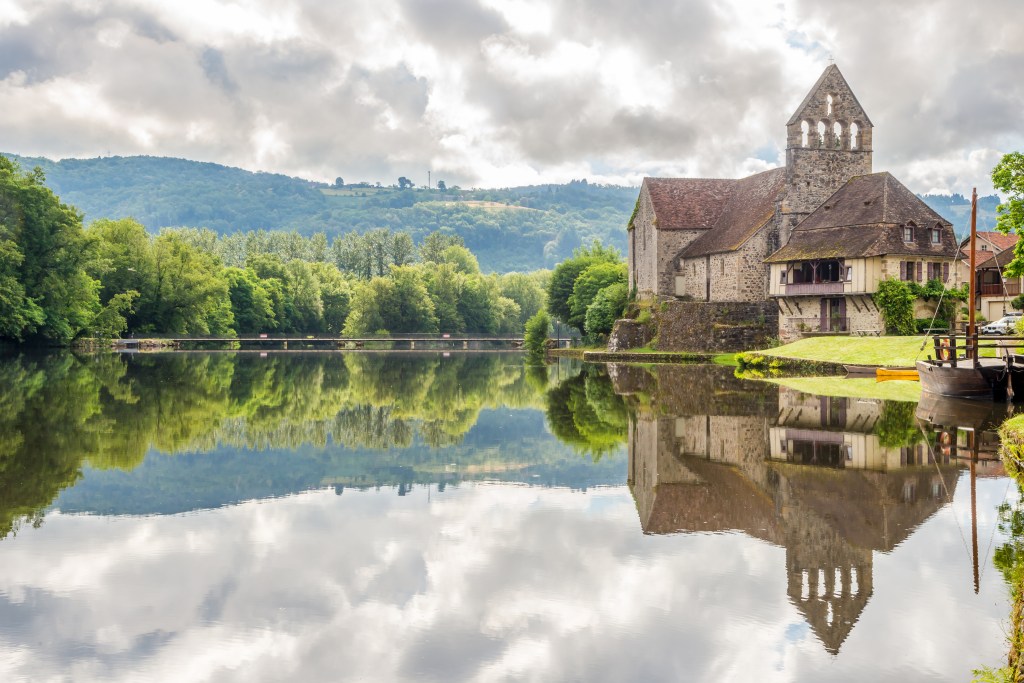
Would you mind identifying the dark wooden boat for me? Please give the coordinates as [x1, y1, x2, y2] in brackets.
[917, 188, 1023, 401]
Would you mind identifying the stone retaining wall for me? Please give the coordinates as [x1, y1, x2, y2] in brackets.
[653, 301, 778, 352]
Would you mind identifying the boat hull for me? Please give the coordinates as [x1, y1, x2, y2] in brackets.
[916, 359, 1009, 400]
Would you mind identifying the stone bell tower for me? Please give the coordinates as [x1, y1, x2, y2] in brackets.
[781, 64, 873, 242]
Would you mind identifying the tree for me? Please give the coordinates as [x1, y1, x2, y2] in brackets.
[585, 282, 628, 338]
[224, 267, 277, 333]
[546, 241, 621, 333]
[142, 231, 233, 334]
[420, 231, 464, 264]
[0, 157, 99, 343]
[569, 261, 626, 332]
[524, 310, 551, 361]
[92, 290, 139, 339]
[334, 177, 344, 187]
[398, 176, 414, 190]
[994, 152, 1024, 275]
[437, 180, 447, 192]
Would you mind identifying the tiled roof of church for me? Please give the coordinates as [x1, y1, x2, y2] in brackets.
[642, 177, 734, 230]
[678, 168, 786, 258]
[766, 172, 958, 262]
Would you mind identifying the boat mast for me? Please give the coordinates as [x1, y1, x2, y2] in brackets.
[968, 188, 978, 359]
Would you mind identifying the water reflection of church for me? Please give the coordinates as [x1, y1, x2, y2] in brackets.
[618, 366, 959, 655]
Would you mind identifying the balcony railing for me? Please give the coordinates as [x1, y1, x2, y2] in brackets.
[781, 281, 846, 295]
[980, 282, 1021, 296]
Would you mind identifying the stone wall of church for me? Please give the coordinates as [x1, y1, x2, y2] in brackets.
[628, 188, 703, 298]
[675, 221, 779, 302]
[783, 148, 872, 224]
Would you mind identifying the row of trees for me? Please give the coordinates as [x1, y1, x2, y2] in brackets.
[0, 158, 547, 342]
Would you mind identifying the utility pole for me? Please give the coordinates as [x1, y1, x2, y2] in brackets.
[428, 170, 431, 190]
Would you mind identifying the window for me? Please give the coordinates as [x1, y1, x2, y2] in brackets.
[780, 269, 787, 284]
[982, 244, 989, 251]
[899, 261, 921, 282]
[930, 228, 941, 244]
[902, 226, 915, 242]
[845, 266, 852, 282]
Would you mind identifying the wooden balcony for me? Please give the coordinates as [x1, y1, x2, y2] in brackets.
[980, 282, 1021, 297]
[781, 281, 846, 295]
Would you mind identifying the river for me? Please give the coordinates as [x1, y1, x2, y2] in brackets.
[0, 351, 1015, 681]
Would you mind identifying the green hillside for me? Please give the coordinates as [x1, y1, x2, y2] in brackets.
[2, 154, 635, 272]
[1, 153, 1004, 272]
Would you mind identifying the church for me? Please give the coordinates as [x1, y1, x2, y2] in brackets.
[626, 65, 958, 341]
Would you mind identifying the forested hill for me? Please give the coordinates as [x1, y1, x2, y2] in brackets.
[2, 153, 636, 272]
[1, 153, 1002, 271]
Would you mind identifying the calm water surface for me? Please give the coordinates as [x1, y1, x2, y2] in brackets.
[0, 351, 1016, 682]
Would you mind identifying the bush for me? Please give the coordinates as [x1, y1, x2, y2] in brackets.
[524, 310, 551, 361]
[874, 278, 916, 335]
[584, 282, 629, 338]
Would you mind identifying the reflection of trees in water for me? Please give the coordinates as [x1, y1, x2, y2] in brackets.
[544, 363, 629, 459]
[0, 351, 549, 538]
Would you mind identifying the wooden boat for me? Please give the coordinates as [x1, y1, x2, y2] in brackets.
[875, 367, 919, 381]
[843, 364, 877, 377]
[917, 188, 1024, 401]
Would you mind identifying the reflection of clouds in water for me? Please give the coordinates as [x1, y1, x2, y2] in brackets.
[0, 483, 1011, 682]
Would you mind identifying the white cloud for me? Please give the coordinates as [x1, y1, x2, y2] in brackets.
[0, 0, 1020, 193]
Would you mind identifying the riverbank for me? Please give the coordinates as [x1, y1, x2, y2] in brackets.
[997, 417, 1024, 682]
[748, 336, 932, 367]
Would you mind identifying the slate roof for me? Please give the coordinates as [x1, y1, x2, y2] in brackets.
[678, 168, 787, 258]
[642, 177, 734, 230]
[765, 172, 958, 262]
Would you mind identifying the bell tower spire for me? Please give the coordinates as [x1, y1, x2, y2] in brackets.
[781, 64, 873, 241]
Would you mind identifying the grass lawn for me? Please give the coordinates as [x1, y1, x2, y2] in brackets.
[767, 376, 922, 402]
[754, 336, 933, 367]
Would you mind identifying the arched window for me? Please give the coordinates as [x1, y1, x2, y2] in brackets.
[832, 121, 843, 149]
[849, 122, 860, 149]
[801, 120, 810, 147]
[826, 94, 833, 116]
[817, 121, 827, 147]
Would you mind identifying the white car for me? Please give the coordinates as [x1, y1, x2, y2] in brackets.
[981, 314, 1023, 335]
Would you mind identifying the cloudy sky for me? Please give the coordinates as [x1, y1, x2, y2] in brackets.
[0, 0, 1021, 194]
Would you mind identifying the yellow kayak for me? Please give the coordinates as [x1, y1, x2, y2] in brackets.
[876, 368, 919, 382]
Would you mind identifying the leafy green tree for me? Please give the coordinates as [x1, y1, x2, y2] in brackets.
[142, 231, 233, 334]
[569, 261, 626, 331]
[390, 232, 415, 267]
[547, 241, 621, 333]
[310, 263, 351, 333]
[92, 290, 139, 339]
[0, 157, 99, 342]
[344, 266, 438, 335]
[874, 277, 916, 335]
[0, 239, 42, 339]
[498, 272, 545, 328]
[284, 260, 324, 331]
[440, 245, 481, 275]
[585, 282, 628, 337]
[225, 267, 277, 333]
[424, 263, 465, 332]
[524, 310, 551, 361]
[398, 176, 414, 189]
[420, 231, 464, 264]
[994, 152, 1024, 245]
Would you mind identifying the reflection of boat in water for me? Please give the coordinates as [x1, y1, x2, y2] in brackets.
[915, 392, 1013, 437]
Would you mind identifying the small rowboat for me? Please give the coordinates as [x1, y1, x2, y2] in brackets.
[876, 367, 919, 382]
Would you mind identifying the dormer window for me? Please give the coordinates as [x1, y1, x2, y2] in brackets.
[930, 228, 941, 244]
[982, 244, 989, 251]
[903, 226, 915, 242]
